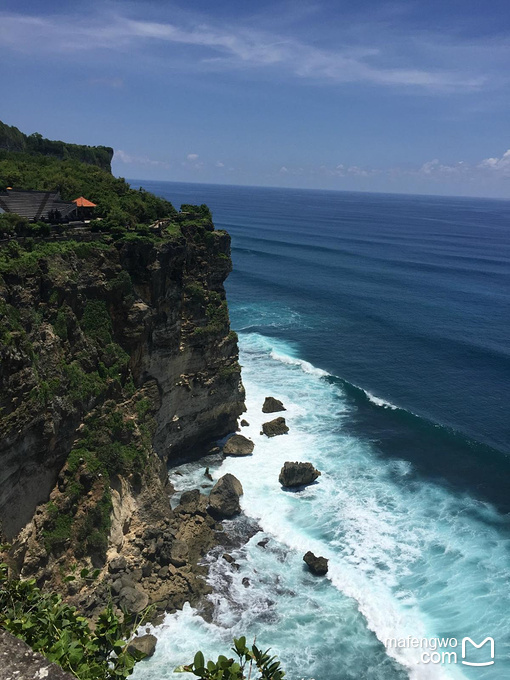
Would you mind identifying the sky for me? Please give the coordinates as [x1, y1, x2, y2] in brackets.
[1, 0, 510, 198]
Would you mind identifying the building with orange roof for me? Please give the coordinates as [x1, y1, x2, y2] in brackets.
[72, 196, 97, 219]
[72, 196, 97, 208]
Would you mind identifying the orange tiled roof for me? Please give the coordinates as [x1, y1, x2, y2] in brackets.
[72, 196, 96, 207]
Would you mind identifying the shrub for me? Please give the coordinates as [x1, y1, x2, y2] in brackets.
[0, 563, 149, 680]
[176, 637, 285, 680]
[81, 300, 112, 345]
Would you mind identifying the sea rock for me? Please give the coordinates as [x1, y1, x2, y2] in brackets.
[262, 417, 289, 437]
[303, 551, 328, 576]
[262, 397, 286, 413]
[127, 634, 158, 658]
[179, 489, 201, 508]
[223, 434, 254, 456]
[240, 419, 249, 427]
[208, 473, 243, 518]
[279, 461, 321, 488]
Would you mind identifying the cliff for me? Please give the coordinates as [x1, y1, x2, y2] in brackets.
[0, 120, 113, 172]
[0, 215, 245, 616]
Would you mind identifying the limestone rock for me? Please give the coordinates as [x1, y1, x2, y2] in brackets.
[262, 417, 289, 437]
[179, 489, 201, 508]
[127, 634, 157, 658]
[169, 539, 189, 567]
[223, 434, 254, 456]
[118, 585, 149, 613]
[0, 628, 75, 679]
[262, 397, 286, 413]
[279, 461, 321, 488]
[303, 551, 328, 576]
[108, 555, 128, 573]
[208, 473, 243, 518]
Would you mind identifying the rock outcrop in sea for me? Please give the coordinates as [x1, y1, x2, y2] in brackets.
[279, 461, 321, 487]
[223, 434, 255, 456]
[208, 473, 244, 519]
[262, 416, 289, 437]
[303, 551, 328, 576]
[262, 396, 286, 413]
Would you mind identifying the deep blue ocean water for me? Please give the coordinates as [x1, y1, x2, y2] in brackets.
[132, 182, 510, 680]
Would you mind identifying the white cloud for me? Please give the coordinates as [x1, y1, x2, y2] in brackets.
[215, 161, 225, 167]
[279, 166, 289, 174]
[419, 159, 440, 175]
[114, 149, 169, 167]
[0, 9, 498, 92]
[478, 149, 510, 174]
[281, 148, 510, 186]
[187, 153, 199, 161]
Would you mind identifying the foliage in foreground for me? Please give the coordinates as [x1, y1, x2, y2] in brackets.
[0, 564, 149, 679]
[176, 637, 285, 680]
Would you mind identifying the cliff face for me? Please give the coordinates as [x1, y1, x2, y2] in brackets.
[0, 223, 245, 548]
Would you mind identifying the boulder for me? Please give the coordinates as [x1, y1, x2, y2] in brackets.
[127, 634, 158, 658]
[180, 489, 201, 508]
[118, 585, 149, 613]
[108, 555, 127, 573]
[223, 434, 255, 456]
[262, 417, 289, 437]
[303, 551, 328, 576]
[169, 539, 189, 567]
[208, 473, 243, 518]
[262, 396, 286, 413]
[279, 461, 321, 488]
[240, 419, 249, 427]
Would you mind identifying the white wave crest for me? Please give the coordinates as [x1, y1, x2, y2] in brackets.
[269, 350, 330, 377]
[366, 390, 399, 409]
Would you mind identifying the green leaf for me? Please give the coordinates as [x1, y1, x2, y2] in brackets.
[194, 651, 205, 669]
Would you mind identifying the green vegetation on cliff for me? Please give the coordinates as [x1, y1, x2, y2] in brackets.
[0, 120, 113, 170]
[0, 128, 244, 675]
[0, 564, 150, 679]
[0, 150, 176, 233]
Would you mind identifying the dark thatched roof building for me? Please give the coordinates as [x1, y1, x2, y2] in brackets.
[0, 190, 78, 222]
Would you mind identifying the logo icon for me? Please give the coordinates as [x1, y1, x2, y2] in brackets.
[461, 637, 495, 667]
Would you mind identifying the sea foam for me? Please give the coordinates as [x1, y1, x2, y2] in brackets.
[134, 333, 508, 680]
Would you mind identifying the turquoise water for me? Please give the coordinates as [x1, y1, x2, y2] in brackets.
[132, 183, 510, 679]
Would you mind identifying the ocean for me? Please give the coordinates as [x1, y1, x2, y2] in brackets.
[131, 182, 510, 680]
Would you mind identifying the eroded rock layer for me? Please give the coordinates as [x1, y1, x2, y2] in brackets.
[0, 219, 245, 616]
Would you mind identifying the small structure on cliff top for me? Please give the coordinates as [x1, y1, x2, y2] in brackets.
[72, 195, 97, 220]
[0, 189, 78, 222]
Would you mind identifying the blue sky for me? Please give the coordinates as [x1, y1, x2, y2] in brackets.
[1, 0, 510, 197]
